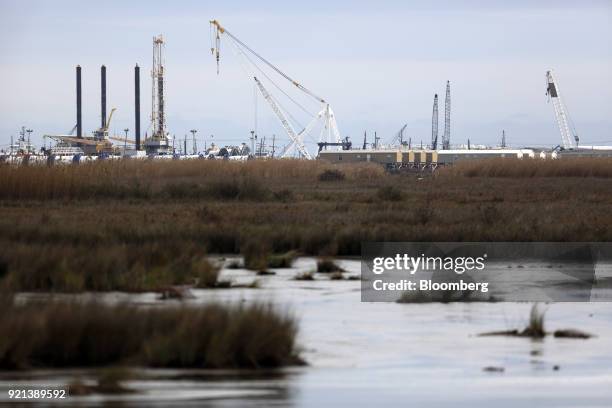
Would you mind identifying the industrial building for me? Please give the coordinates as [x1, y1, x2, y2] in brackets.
[318, 148, 538, 169]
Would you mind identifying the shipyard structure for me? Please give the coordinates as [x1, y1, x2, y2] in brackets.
[2, 20, 611, 167]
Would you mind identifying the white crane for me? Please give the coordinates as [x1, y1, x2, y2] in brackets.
[253, 76, 311, 159]
[546, 70, 579, 150]
[209, 19, 341, 159]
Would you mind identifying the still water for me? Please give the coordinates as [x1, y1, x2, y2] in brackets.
[1, 258, 611, 407]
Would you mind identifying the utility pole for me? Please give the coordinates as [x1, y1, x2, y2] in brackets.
[190, 129, 198, 154]
[258, 135, 265, 157]
[271, 134, 276, 158]
[123, 128, 129, 153]
[362, 131, 367, 150]
[183, 135, 187, 156]
[26, 129, 33, 153]
[501, 130, 506, 148]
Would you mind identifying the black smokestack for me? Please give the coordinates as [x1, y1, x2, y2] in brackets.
[135, 64, 141, 150]
[76, 65, 82, 138]
[101, 65, 106, 129]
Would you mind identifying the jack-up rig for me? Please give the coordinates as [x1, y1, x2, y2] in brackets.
[209, 19, 341, 159]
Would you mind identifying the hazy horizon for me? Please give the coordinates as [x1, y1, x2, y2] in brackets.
[1, 0, 611, 153]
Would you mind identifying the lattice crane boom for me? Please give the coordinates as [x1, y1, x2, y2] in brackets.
[253, 76, 312, 159]
[209, 19, 341, 159]
[546, 70, 579, 149]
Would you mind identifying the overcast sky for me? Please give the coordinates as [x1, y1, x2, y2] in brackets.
[0, 0, 611, 152]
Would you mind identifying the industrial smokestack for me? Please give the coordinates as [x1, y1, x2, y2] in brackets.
[134, 64, 141, 150]
[76, 65, 82, 138]
[101, 65, 106, 129]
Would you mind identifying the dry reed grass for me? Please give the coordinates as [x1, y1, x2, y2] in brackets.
[0, 159, 611, 292]
[0, 299, 300, 369]
[443, 157, 612, 178]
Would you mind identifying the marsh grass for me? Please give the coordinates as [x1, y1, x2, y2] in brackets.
[316, 259, 345, 273]
[0, 300, 301, 370]
[294, 271, 315, 281]
[479, 304, 547, 338]
[267, 251, 298, 268]
[377, 185, 403, 201]
[318, 168, 345, 182]
[444, 157, 612, 178]
[1, 158, 611, 292]
[0, 243, 221, 292]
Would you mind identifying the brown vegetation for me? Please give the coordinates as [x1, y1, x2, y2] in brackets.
[1, 159, 611, 291]
[0, 299, 300, 370]
[316, 259, 346, 273]
[444, 157, 612, 178]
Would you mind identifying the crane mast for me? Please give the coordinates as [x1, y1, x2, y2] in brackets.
[546, 70, 578, 149]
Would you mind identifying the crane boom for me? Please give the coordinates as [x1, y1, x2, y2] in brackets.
[253, 76, 312, 159]
[210, 19, 325, 104]
[546, 70, 579, 149]
[104, 108, 117, 132]
[210, 18, 341, 159]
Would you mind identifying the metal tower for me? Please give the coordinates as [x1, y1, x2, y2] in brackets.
[501, 130, 506, 148]
[431, 94, 439, 149]
[144, 35, 172, 154]
[151, 35, 166, 140]
[442, 81, 451, 150]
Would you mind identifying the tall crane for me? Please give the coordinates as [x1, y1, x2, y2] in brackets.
[546, 70, 579, 149]
[431, 94, 439, 150]
[209, 19, 341, 159]
[254, 76, 311, 159]
[389, 124, 407, 147]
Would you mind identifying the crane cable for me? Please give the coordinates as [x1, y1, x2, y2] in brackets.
[211, 20, 326, 104]
[224, 31, 309, 138]
[234, 38, 314, 127]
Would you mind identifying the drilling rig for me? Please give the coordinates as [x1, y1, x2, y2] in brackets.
[144, 35, 172, 155]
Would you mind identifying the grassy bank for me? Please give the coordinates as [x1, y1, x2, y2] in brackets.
[0, 299, 300, 370]
[1, 159, 612, 291]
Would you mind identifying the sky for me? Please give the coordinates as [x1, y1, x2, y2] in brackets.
[0, 0, 611, 153]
